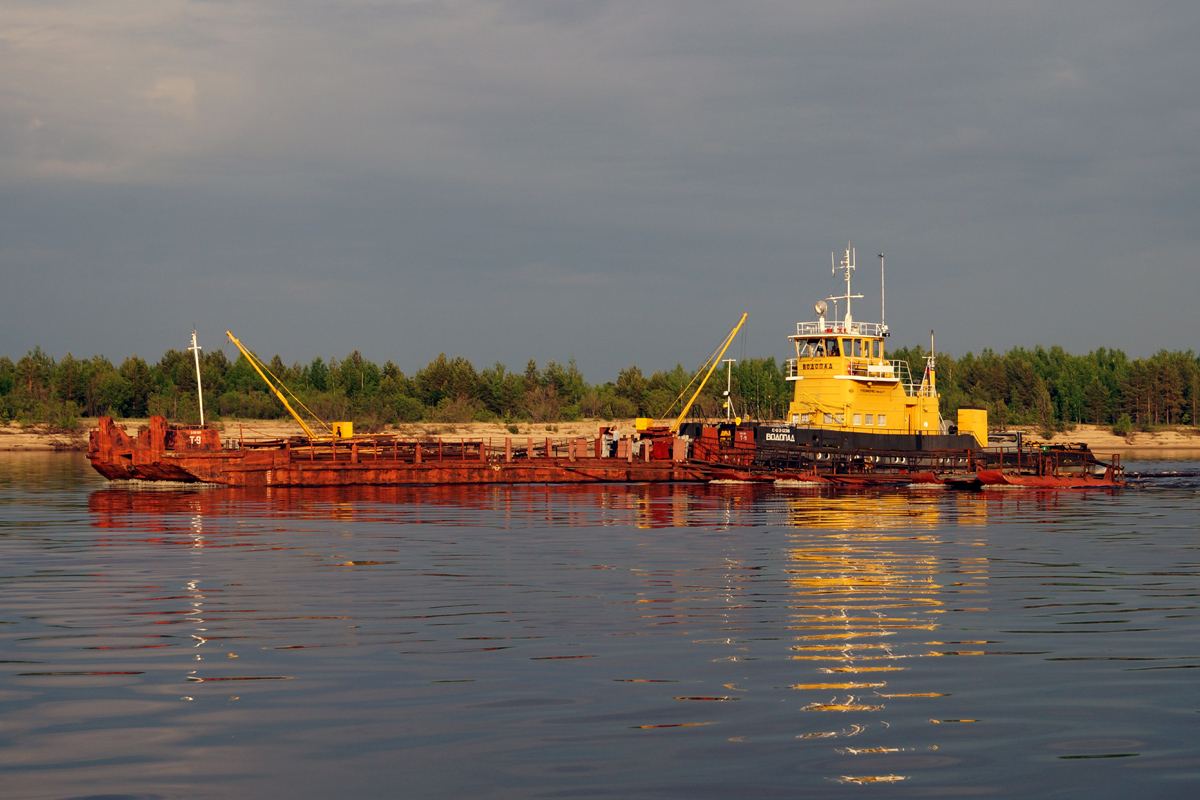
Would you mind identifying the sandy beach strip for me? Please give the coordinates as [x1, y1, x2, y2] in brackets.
[3, 419, 1198, 457]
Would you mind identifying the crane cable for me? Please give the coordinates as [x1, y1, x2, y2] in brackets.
[662, 313, 747, 433]
[226, 332, 332, 438]
[652, 320, 741, 427]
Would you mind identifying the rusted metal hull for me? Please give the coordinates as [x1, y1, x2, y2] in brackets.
[87, 416, 1123, 490]
[88, 417, 710, 486]
[173, 454, 707, 486]
[975, 469, 1121, 489]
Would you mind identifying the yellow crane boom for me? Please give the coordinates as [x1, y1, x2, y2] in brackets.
[670, 313, 747, 433]
[225, 331, 328, 440]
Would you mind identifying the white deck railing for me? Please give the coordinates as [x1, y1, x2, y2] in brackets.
[791, 320, 887, 338]
[784, 357, 935, 397]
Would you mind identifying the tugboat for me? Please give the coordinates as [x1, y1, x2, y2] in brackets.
[682, 245, 1122, 488]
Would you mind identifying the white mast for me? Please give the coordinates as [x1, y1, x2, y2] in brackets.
[189, 329, 206, 426]
[878, 252, 886, 330]
[828, 243, 862, 331]
[723, 358, 737, 420]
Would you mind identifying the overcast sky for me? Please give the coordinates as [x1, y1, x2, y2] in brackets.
[2, 0, 1197, 380]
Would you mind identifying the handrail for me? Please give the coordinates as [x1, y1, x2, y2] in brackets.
[784, 357, 934, 398]
[792, 320, 887, 338]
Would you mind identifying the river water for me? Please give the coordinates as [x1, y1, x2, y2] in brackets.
[2, 453, 1199, 799]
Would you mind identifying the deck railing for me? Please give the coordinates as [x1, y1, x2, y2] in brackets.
[236, 434, 636, 464]
[793, 320, 887, 337]
[784, 357, 931, 396]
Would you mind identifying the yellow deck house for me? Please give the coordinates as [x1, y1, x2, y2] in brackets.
[783, 245, 986, 448]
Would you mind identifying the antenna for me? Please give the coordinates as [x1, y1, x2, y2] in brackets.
[827, 243, 862, 331]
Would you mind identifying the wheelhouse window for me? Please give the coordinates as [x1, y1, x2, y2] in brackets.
[797, 339, 824, 358]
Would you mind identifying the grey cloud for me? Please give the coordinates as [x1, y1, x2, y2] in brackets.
[1, 1, 1197, 376]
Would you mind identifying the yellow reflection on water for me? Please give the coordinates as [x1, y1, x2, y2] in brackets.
[832, 775, 908, 784]
[786, 490, 943, 530]
[779, 490, 989, 782]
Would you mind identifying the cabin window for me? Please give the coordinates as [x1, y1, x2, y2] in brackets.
[792, 414, 799, 424]
[872, 340, 881, 359]
[865, 414, 874, 425]
[826, 339, 840, 357]
[877, 414, 887, 426]
[834, 414, 844, 424]
[853, 413, 862, 425]
[800, 413, 810, 424]
[823, 413, 833, 424]
[853, 340, 863, 358]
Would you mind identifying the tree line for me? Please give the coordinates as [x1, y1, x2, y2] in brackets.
[2, 343, 1197, 435]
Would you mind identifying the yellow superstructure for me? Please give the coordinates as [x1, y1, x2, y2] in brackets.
[784, 328, 941, 435]
[783, 245, 965, 440]
[956, 407, 988, 448]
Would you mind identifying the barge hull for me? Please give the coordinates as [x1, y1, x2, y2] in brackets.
[177, 456, 707, 486]
[88, 417, 710, 487]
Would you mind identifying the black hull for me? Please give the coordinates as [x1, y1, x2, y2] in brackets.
[679, 422, 980, 453]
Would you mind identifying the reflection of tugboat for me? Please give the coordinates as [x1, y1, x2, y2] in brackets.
[684, 245, 1122, 488]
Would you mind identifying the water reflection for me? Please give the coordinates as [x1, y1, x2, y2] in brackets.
[5, 455, 1200, 797]
[88, 483, 778, 532]
[779, 491, 988, 783]
[86, 479, 1120, 538]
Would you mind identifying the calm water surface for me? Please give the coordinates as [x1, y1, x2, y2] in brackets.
[2, 453, 1199, 799]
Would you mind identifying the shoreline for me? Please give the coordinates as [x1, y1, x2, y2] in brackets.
[3, 419, 1199, 459]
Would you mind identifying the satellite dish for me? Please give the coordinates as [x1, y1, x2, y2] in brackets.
[815, 300, 828, 316]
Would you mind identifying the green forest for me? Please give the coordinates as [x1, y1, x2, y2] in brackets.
[2, 342, 1198, 436]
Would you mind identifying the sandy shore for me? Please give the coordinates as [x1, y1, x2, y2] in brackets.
[3, 419, 1198, 458]
[0, 423, 90, 452]
[1031, 425, 1200, 459]
[0, 418, 639, 453]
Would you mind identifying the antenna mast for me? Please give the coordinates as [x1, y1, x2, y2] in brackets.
[878, 252, 886, 330]
[188, 329, 205, 427]
[723, 358, 737, 421]
[828, 243, 862, 331]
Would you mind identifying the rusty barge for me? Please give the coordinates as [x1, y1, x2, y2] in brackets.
[85, 413, 1122, 490]
[88, 415, 707, 486]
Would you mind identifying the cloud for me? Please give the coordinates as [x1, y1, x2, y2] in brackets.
[144, 76, 197, 120]
[0, 1, 1198, 374]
